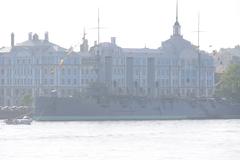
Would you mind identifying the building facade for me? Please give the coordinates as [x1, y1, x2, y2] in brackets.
[89, 16, 215, 98]
[213, 45, 240, 73]
[0, 15, 215, 106]
[0, 33, 87, 105]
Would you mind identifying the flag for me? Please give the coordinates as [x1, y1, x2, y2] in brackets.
[59, 59, 64, 66]
[50, 67, 55, 74]
[213, 50, 217, 56]
[66, 46, 73, 55]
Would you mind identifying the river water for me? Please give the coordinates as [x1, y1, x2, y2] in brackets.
[0, 120, 240, 160]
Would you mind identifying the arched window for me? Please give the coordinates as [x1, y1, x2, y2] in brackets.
[113, 80, 117, 88]
[134, 81, 138, 88]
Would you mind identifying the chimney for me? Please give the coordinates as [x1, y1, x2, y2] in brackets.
[111, 37, 116, 45]
[44, 32, 49, 41]
[33, 33, 39, 41]
[28, 32, 32, 40]
[11, 33, 14, 47]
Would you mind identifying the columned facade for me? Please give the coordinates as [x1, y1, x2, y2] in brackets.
[0, 9, 215, 106]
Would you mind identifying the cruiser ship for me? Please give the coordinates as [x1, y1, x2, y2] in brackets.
[34, 94, 240, 121]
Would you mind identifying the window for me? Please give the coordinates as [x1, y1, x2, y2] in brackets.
[61, 79, 65, 85]
[181, 60, 185, 66]
[44, 69, 48, 74]
[74, 59, 78, 65]
[44, 79, 47, 85]
[74, 68, 77, 75]
[50, 79, 54, 85]
[68, 68, 71, 75]
[1, 69, 4, 75]
[1, 79, 4, 85]
[62, 68, 65, 75]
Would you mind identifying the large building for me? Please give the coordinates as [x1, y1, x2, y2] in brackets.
[213, 45, 240, 73]
[0, 32, 87, 105]
[0, 10, 215, 106]
[89, 14, 214, 98]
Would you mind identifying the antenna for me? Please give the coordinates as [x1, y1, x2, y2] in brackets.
[176, 0, 178, 22]
[197, 13, 200, 50]
[84, 27, 86, 39]
[89, 8, 107, 45]
[98, 8, 100, 45]
[82, 27, 87, 40]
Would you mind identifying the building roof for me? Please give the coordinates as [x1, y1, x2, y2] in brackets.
[160, 35, 194, 53]
[16, 39, 66, 52]
[122, 48, 159, 54]
[0, 47, 12, 53]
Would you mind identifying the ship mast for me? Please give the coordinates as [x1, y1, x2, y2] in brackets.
[197, 13, 201, 97]
[98, 8, 100, 45]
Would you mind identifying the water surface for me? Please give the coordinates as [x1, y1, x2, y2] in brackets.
[0, 120, 240, 160]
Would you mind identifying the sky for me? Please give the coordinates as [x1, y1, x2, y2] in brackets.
[0, 0, 239, 52]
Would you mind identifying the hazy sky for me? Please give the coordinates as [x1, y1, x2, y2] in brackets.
[1, 0, 239, 52]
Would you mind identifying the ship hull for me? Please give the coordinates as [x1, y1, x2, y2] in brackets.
[34, 96, 240, 121]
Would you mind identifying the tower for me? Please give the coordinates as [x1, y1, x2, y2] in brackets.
[44, 32, 49, 42]
[173, 0, 181, 36]
[11, 32, 14, 47]
[80, 28, 89, 52]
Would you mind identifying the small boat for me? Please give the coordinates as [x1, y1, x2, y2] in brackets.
[5, 116, 32, 125]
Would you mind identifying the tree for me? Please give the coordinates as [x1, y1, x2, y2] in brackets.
[216, 64, 240, 102]
[20, 94, 33, 106]
[85, 82, 110, 97]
